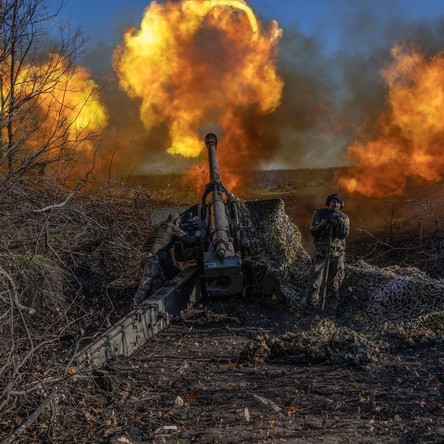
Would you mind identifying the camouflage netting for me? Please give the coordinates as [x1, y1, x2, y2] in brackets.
[238, 198, 444, 365]
[237, 198, 311, 304]
[238, 198, 444, 322]
[342, 261, 444, 322]
[243, 198, 310, 268]
[239, 318, 385, 366]
[240, 312, 444, 366]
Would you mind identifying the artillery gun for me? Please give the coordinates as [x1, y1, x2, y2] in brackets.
[174, 133, 246, 296]
[74, 133, 281, 371]
[4, 134, 281, 442]
[2, 134, 288, 442]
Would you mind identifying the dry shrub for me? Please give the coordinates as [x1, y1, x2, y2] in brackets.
[6, 255, 67, 317]
[0, 177, 159, 437]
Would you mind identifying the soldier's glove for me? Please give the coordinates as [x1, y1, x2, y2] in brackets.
[324, 212, 338, 221]
[335, 219, 346, 237]
[321, 214, 332, 225]
[324, 213, 341, 226]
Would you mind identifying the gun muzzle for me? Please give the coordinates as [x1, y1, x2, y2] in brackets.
[201, 133, 243, 296]
[204, 133, 231, 259]
[205, 133, 221, 184]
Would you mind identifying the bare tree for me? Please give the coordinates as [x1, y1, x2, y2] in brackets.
[0, 3, 112, 439]
[0, 0, 106, 190]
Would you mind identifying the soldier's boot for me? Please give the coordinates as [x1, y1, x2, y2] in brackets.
[133, 290, 146, 307]
[324, 290, 339, 321]
[305, 290, 320, 317]
[133, 276, 153, 307]
[133, 255, 161, 306]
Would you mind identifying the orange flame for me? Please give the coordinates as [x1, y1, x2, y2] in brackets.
[113, 0, 283, 188]
[2, 54, 108, 175]
[339, 45, 444, 197]
[27, 56, 108, 154]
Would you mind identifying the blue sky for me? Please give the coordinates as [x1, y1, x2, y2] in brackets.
[49, 0, 444, 171]
[56, 0, 444, 52]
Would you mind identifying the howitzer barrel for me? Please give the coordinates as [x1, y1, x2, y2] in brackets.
[205, 133, 231, 259]
[205, 133, 221, 183]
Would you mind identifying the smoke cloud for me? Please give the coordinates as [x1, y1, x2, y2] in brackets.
[83, 1, 444, 195]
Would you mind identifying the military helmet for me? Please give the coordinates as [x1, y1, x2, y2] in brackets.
[326, 193, 345, 208]
[167, 212, 180, 223]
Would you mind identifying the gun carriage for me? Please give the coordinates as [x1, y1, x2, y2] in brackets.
[74, 133, 280, 370]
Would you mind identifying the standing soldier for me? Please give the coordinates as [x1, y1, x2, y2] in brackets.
[133, 212, 199, 306]
[306, 193, 350, 319]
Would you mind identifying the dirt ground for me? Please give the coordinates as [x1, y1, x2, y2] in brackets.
[96, 182, 444, 444]
[2, 176, 443, 443]
[102, 297, 444, 444]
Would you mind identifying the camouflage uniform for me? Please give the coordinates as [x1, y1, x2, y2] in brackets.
[134, 216, 197, 306]
[306, 206, 350, 318]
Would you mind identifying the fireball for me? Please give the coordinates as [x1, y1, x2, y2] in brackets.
[340, 45, 444, 197]
[113, 0, 283, 187]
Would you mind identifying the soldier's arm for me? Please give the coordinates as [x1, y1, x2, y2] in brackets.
[310, 210, 329, 238]
[172, 225, 198, 244]
[336, 215, 350, 240]
[142, 228, 156, 253]
[142, 239, 150, 253]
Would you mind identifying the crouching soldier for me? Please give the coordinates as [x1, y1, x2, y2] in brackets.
[133, 212, 199, 306]
[306, 193, 350, 319]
